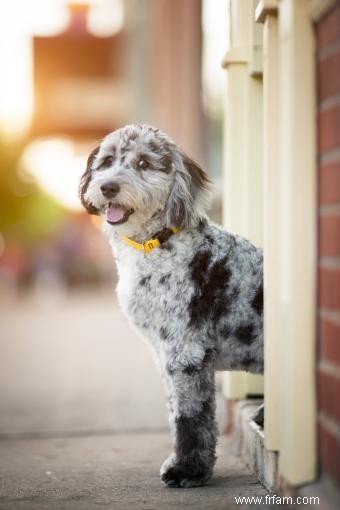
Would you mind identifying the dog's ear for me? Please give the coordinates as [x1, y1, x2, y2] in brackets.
[183, 153, 211, 206]
[79, 146, 100, 215]
[165, 151, 211, 229]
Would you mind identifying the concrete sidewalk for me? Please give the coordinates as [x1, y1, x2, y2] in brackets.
[0, 292, 268, 509]
[0, 432, 268, 510]
[0, 291, 169, 435]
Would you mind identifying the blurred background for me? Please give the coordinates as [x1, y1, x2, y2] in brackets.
[0, 0, 227, 436]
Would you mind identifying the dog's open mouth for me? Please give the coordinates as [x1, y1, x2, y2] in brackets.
[105, 203, 134, 225]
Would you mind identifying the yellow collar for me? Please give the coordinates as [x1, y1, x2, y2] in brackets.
[122, 227, 180, 253]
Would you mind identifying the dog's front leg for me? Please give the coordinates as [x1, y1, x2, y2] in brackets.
[160, 354, 217, 488]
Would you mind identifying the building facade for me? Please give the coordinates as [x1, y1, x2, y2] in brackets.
[222, 0, 340, 501]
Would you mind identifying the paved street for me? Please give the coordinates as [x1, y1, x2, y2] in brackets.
[0, 291, 268, 509]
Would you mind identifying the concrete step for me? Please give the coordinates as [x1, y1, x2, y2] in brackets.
[234, 400, 279, 492]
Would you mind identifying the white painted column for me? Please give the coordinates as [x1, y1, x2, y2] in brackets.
[256, 0, 317, 484]
[256, 0, 281, 453]
[276, 0, 317, 484]
[222, 0, 264, 399]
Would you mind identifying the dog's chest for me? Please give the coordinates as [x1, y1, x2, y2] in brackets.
[115, 249, 190, 343]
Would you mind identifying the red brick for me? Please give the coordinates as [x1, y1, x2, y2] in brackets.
[318, 421, 340, 485]
[318, 369, 340, 423]
[320, 162, 340, 205]
[319, 215, 340, 256]
[319, 106, 340, 153]
[319, 268, 340, 309]
[316, 3, 340, 50]
[320, 318, 340, 365]
[318, 52, 340, 101]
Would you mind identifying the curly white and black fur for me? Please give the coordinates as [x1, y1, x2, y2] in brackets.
[79, 124, 263, 488]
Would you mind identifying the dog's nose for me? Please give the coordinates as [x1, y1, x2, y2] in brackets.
[100, 182, 120, 199]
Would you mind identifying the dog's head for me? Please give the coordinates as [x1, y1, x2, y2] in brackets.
[79, 124, 211, 234]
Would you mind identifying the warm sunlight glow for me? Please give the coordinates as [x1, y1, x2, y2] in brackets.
[0, 35, 33, 138]
[0, 0, 69, 137]
[88, 0, 124, 37]
[22, 138, 87, 211]
[0, 0, 70, 37]
[0, 0, 123, 37]
[0, 0, 123, 138]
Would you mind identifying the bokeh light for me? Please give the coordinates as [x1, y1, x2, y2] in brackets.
[21, 138, 86, 210]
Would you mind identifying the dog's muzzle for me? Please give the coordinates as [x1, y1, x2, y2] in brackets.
[100, 181, 134, 225]
[101, 181, 120, 199]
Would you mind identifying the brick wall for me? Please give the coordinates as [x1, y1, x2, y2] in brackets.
[316, 1, 340, 487]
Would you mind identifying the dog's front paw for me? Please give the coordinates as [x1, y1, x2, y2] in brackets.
[160, 455, 212, 488]
[160, 453, 176, 476]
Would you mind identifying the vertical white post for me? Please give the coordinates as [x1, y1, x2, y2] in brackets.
[277, 0, 317, 484]
[222, 0, 264, 399]
[257, 4, 281, 452]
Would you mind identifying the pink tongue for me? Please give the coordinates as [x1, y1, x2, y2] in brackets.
[106, 205, 126, 223]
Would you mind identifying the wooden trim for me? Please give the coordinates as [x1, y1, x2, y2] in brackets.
[255, 0, 279, 23]
[221, 46, 249, 68]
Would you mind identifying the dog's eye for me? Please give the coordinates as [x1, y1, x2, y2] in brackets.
[103, 156, 114, 166]
[138, 159, 148, 170]
[97, 155, 114, 170]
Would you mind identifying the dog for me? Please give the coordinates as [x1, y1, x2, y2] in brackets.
[79, 123, 264, 488]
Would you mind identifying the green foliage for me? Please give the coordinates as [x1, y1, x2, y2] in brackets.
[0, 138, 66, 243]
